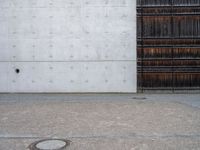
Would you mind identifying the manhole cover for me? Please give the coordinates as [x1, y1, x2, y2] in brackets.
[29, 139, 71, 150]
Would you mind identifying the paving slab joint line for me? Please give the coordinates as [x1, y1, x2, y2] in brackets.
[1, 134, 200, 140]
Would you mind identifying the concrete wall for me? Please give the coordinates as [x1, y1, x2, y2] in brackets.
[0, 0, 137, 93]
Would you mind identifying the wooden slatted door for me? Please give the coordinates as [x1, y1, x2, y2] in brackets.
[137, 0, 200, 92]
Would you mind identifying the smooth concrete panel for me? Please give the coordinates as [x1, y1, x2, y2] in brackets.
[0, 0, 135, 8]
[0, 0, 137, 93]
[0, 38, 136, 61]
[0, 61, 137, 93]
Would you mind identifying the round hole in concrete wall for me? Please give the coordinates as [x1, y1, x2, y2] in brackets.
[15, 68, 20, 74]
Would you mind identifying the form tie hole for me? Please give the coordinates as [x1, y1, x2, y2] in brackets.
[15, 69, 20, 74]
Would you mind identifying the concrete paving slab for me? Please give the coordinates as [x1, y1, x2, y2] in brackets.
[1, 138, 200, 150]
[0, 94, 199, 149]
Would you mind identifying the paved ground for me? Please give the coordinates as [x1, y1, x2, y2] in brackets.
[0, 94, 200, 150]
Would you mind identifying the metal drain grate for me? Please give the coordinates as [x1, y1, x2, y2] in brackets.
[28, 139, 71, 150]
[132, 97, 147, 100]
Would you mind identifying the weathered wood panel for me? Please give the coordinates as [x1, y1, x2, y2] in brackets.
[137, 0, 200, 91]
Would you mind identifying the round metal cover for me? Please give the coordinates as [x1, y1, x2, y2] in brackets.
[29, 139, 71, 150]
